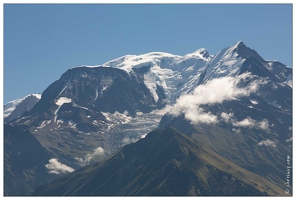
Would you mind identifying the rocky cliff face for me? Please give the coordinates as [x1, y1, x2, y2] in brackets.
[4, 41, 292, 196]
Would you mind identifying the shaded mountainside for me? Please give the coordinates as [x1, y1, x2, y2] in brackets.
[4, 41, 292, 196]
[158, 58, 292, 190]
[4, 124, 56, 196]
[28, 67, 165, 117]
[10, 67, 167, 165]
[159, 100, 291, 188]
[158, 42, 292, 189]
[32, 127, 284, 196]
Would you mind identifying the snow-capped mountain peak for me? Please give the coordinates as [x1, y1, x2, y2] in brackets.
[102, 52, 181, 73]
[97, 50, 212, 104]
[72, 48, 213, 74]
[184, 48, 212, 61]
[229, 40, 264, 62]
[231, 40, 244, 49]
[31, 93, 42, 99]
[200, 42, 246, 82]
[4, 98, 25, 118]
[4, 94, 41, 120]
[5, 41, 292, 196]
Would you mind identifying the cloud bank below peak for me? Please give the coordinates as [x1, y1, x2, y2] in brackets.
[169, 72, 267, 125]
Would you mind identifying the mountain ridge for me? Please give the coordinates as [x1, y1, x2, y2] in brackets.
[32, 127, 284, 196]
[4, 41, 292, 196]
[4, 94, 41, 120]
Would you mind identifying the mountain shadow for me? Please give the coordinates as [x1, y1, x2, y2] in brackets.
[32, 127, 284, 196]
[4, 124, 56, 196]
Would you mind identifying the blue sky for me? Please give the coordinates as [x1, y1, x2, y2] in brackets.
[4, 4, 292, 103]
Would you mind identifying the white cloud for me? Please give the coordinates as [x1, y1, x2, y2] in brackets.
[75, 147, 106, 166]
[221, 112, 270, 131]
[258, 119, 270, 131]
[181, 107, 218, 125]
[233, 117, 257, 128]
[221, 112, 234, 123]
[258, 139, 276, 147]
[286, 137, 292, 142]
[170, 73, 266, 125]
[232, 117, 270, 131]
[45, 158, 74, 174]
[232, 128, 241, 134]
[92, 147, 105, 157]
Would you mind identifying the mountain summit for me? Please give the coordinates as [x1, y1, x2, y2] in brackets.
[4, 94, 41, 122]
[4, 41, 292, 196]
